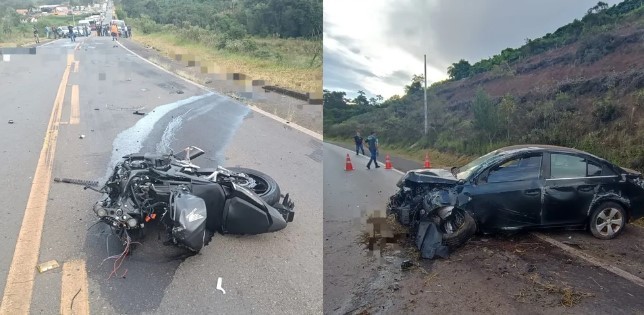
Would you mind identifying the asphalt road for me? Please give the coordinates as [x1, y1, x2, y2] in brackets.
[0, 32, 321, 314]
[322, 143, 402, 313]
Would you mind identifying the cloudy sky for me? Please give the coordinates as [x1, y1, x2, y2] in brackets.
[323, 0, 621, 99]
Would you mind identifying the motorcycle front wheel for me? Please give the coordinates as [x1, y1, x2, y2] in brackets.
[226, 167, 281, 205]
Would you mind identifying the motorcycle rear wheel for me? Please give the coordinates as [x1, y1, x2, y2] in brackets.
[226, 167, 281, 205]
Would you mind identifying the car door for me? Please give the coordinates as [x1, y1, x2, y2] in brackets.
[542, 152, 614, 225]
[465, 153, 544, 230]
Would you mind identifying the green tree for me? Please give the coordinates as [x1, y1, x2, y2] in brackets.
[354, 90, 369, 106]
[472, 88, 500, 145]
[447, 59, 471, 80]
[404, 75, 424, 96]
[498, 93, 516, 141]
[323, 90, 347, 108]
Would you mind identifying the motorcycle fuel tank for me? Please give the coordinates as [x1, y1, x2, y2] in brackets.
[172, 192, 208, 251]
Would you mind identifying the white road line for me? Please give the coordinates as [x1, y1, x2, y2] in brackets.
[115, 40, 322, 141]
[38, 39, 59, 47]
[532, 232, 644, 288]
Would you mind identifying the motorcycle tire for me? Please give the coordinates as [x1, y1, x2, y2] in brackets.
[442, 211, 477, 249]
[226, 167, 281, 206]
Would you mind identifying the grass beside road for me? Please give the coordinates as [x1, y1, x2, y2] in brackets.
[128, 31, 322, 94]
[326, 137, 475, 168]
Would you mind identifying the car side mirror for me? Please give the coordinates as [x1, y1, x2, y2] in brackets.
[457, 179, 465, 185]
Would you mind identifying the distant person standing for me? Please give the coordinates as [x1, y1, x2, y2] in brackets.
[354, 131, 365, 155]
[110, 22, 118, 41]
[44, 26, 50, 39]
[68, 25, 75, 42]
[365, 131, 380, 169]
[127, 25, 132, 38]
[33, 26, 39, 44]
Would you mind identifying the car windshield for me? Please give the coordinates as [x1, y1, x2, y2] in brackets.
[456, 149, 504, 180]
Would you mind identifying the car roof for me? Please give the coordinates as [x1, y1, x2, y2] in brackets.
[496, 144, 603, 160]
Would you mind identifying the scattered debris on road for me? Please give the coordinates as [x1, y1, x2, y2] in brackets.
[79, 134, 85, 139]
[216, 277, 226, 294]
[8, 120, 14, 124]
[37, 260, 60, 273]
[401, 259, 413, 271]
[133, 110, 145, 115]
[54, 177, 99, 187]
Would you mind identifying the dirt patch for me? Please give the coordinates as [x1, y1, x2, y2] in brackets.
[117, 38, 321, 134]
[346, 218, 644, 314]
[541, 225, 644, 279]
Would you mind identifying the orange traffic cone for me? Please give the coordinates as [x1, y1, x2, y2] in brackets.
[385, 154, 392, 169]
[424, 153, 431, 168]
[345, 154, 354, 171]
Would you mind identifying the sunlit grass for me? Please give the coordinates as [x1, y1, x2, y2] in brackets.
[131, 32, 321, 93]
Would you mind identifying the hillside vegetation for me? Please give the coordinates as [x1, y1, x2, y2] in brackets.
[325, 0, 644, 171]
[116, 0, 322, 93]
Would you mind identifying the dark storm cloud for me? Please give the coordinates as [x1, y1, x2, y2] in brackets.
[379, 70, 414, 88]
[384, 0, 621, 72]
[323, 48, 372, 96]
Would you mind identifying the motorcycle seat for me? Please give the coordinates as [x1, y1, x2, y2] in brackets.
[191, 182, 227, 232]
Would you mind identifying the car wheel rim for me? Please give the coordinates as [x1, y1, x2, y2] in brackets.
[595, 208, 623, 237]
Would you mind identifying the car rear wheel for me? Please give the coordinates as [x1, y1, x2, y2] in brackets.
[589, 201, 626, 240]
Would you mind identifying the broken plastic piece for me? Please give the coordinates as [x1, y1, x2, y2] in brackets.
[216, 277, 226, 294]
[133, 111, 145, 115]
[401, 260, 413, 271]
[151, 213, 156, 219]
[37, 260, 60, 273]
[8, 120, 14, 124]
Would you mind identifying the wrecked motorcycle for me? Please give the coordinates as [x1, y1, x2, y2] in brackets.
[90, 146, 295, 253]
[387, 168, 476, 257]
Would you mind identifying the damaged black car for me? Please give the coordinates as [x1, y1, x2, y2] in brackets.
[387, 145, 644, 258]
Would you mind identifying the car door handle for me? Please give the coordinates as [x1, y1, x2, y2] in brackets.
[524, 188, 541, 196]
[578, 185, 595, 193]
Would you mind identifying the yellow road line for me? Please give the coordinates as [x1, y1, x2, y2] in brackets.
[70, 85, 80, 125]
[60, 260, 89, 315]
[73, 61, 79, 73]
[0, 53, 74, 315]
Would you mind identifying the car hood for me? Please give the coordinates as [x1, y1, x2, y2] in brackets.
[397, 168, 459, 187]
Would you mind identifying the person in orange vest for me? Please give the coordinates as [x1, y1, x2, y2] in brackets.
[110, 22, 118, 41]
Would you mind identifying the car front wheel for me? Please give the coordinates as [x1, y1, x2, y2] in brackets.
[589, 201, 626, 240]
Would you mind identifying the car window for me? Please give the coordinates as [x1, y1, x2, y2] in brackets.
[485, 155, 542, 183]
[587, 160, 602, 177]
[550, 154, 586, 178]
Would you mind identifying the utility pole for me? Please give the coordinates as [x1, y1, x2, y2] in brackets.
[71, 0, 75, 25]
[424, 54, 428, 135]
